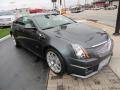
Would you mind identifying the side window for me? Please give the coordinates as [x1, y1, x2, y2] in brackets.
[15, 16, 35, 28]
[15, 17, 24, 25]
[23, 17, 35, 28]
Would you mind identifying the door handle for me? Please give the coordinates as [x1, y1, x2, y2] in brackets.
[38, 33, 45, 39]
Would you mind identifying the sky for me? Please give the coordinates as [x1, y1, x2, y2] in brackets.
[0, 0, 93, 10]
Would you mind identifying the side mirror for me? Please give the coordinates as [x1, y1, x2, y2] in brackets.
[14, 21, 25, 25]
[61, 25, 67, 30]
[24, 24, 37, 31]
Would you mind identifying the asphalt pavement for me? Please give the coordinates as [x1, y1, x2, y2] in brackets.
[69, 9, 117, 27]
[0, 38, 48, 90]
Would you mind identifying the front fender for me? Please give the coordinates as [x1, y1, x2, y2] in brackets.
[46, 36, 75, 65]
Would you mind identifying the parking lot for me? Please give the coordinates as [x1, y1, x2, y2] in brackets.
[0, 19, 120, 90]
[0, 10, 120, 90]
[0, 0, 120, 89]
[69, 9, 117, 27]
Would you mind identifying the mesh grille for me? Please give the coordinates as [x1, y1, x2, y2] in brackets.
[93, 40, 111, 54]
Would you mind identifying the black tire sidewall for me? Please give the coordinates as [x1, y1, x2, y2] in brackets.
[12, 35, 21, 48]
[46, 48, 65, 75]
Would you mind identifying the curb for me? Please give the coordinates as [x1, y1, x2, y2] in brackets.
[0, 35, 11, 43]
[76, 19, 114, 30]
[87, 19, 115, 28]
[85, 19, 114, 28]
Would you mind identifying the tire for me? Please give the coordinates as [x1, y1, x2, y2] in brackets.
[12, 36, 21, 48]
[46, 48, 65, 75]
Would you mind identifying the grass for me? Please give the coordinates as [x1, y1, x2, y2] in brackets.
[0, 28, 10, 39]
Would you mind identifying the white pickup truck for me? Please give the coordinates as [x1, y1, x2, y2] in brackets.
[0, 11, 16, 27]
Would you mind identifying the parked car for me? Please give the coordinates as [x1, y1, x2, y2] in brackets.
[10, 13, 113, 78]
[99, 7, 105, 10]
[57, 8, 66, 15]
[93, 8, 101, 10]
[70, 6, 83, 13]
[105, 5, 117, 10]
[0, 11, 16, 27]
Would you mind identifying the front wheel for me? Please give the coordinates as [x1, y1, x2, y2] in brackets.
[12, 36, 21, 48]
[46, 49, 65, 75]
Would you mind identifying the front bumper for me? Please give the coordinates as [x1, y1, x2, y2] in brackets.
[67, 52, 112, 79]
[66, 38, 114, 78]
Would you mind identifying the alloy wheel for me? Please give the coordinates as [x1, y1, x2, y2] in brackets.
[46, 51, 62, 73]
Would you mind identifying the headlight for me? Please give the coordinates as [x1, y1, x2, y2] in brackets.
[71, 44, 89, 59]
[108, 38, 112, 50]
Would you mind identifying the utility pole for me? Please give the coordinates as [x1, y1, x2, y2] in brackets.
[85, 0, 87, 10]
[64, 0, 66, 9]
[60, 0, 62, 6]
[51, 0, 57, 11]
[93, 0, 96, 8]
[113, 0, 120, 35]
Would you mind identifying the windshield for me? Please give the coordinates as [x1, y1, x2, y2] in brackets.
[34, 14, 75, 30]
[0, 12, 13, 16]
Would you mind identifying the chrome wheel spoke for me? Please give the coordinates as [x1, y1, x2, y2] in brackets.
[54, 64, 61, 71]
[47, 51, 62, 73]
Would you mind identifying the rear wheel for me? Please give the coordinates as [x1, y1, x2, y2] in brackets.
[12, 36, 21, 48]
[46, 49, 65, 75]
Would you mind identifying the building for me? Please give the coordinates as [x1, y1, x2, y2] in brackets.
[93, 0, 119, 8]
[112, 0, 119, 6]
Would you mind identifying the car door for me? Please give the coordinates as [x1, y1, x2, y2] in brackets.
[20, 16, 46, 57]
[12, 17, 27, 46]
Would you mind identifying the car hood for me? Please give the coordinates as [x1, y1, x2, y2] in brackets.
[45, 23, 108, 48]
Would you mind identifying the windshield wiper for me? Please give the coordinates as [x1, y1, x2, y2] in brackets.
[42, 26, 55, 30]
[42, 23, 72, 30]
[60, 22, 72, 26]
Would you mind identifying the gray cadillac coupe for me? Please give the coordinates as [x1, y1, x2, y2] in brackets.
[10, 13, 113, 78]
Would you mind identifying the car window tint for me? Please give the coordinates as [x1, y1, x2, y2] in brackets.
[23, 17, 35, 28]
[34, 14, 74, 30]
[16, 16, 35, 28]
[15, 17, 24, 25]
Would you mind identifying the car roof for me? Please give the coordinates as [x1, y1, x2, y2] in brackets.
[24, 12, 59, 18]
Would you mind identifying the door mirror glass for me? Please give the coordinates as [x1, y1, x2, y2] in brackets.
[14, 20, 25, 25]
[25, 23, 32, 28]
[24, 23, 37, 31]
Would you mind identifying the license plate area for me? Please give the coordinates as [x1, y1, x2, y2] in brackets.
[98, 56, 111, 70]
